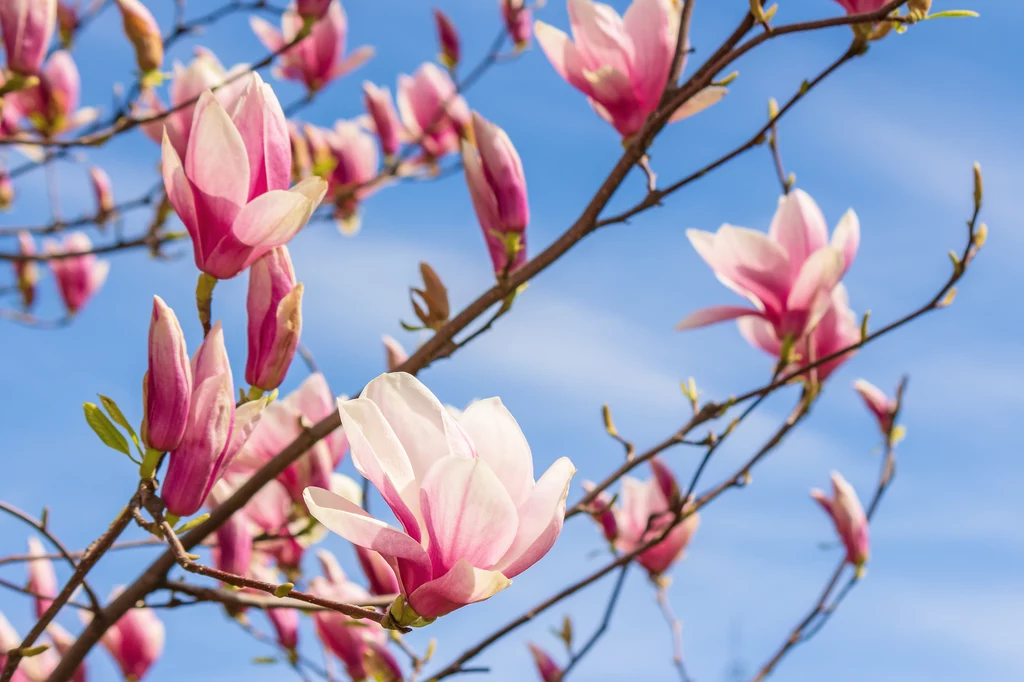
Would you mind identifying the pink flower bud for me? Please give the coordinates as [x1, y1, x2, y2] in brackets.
[811, 471, 870, 568]
[853, 379, 897, 437]
[162, 322, 264, 517]
[0, 0, 57, 74]
[355, 545, 399, 597]
[382, 334, 407, 372]
[161, 73, 328, 279]
[14, 231, 37, 310]
[0, 167, 13, 209]
[319, 120, 379, 234]
[213, 509, 254, 577]
[115, 0, 163, 74]
[251, 1, 372, 94]
[26, 537, 57, 619]
[396, 62, 470, 161]
[245, 246, 303, 391]
[142, 296, 192, 452]
[44, 232, 109, 314]
[536, 0, 726, 139]
[305, 374, 576, 620]
[502, 0, 532, 48]
[462, 111, 529, 276]
[19, 50, 95, 137]
[56, 1, 77, 47]
[528, 643, 563, 682]
[296, 0, 331, 20]
[433, 9, 460, 69]
[362, 81, 402, 158]
[269, 603, 300, 652]
[88, 166, 114, 221]
[833, 0, 890, 14]
[582, 481, 618, 543]
[310, 551, 402, 680]
[96, 588, 165, 681]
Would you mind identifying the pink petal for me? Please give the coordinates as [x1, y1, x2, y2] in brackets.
[623, 0, 678, 109]
[768, 189, 829, 276]
[420, 456, 518, 574]
[406, 559, 512, 619]
[457, 398, 534, 507]
[675, 304, 761, 331]
[831, 208, 860, 275]
[184, 91, 250, 210]
[249, 16, 285, 52]
[785, 246, 842, 332]
[712, 225, 791, 316]
[495, 456, 575, 578]
[567, 0, 633, 77]
[668, 85, 728, 123]
[534, 21, 594, 97]
[737, 316, 782, 357]
[161, 131, 201, 259]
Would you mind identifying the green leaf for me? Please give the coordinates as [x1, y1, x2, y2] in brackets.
[926, 9, 979, 19]
[252, 656, 277, 664]
[174, 513, 210, 534]
[98, 395, 142, 455]
[83, 403, 134, 459]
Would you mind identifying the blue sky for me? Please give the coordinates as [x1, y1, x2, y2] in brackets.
[2, 1, 1022, 680]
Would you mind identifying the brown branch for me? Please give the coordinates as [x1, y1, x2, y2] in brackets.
[0, 538, 169, 567]
[0, 578, 92, 612]
[0, 231, 185, 262]
[161, 580, 395, 612]
[0, 182, 163, 237]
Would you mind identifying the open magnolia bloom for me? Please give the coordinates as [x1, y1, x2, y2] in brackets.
[304, 372, 576, 623]
[678, 189, 859, 350]
[535, 0, 727, 140]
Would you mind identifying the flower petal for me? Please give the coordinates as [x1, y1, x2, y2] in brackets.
[786, 246, 843, 333]
[668, 85, 728, 123]
[406, 559, 512, 620]
[768, 189, 829, 276]
[624, 0, 678, 109]
[675, 304, 761, 331]
[534, 21, 594, 97]
[184, 90, 250, 209]
[457, 398, 534, 507]
[713, 225, 791, 316]
[831, 208, 860, 275]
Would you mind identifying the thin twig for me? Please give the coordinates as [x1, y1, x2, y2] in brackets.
[560, 564, 630, 679]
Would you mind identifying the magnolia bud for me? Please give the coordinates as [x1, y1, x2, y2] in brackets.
[0, 0, 57, 74]
[89, 166, 115, 222]
[115, 0, 164, 76]
[296, 0, 331, 20]
[362, 81, 401, 158]
[245, 246, 303, 391]
[433, 9, 460, 69]
[528, 643, 563, 682]
[502, 0, 532, 48]
[143, 296, 192, 452]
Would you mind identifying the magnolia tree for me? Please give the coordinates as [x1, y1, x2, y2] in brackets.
[0, 0, 989, 681]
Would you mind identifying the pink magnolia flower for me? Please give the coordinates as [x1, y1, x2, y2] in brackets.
[142, 296, 192, 453]
[397, 62, 470, 162]
[608, 458, 698, 577]
[161, 73, 328, 280]
[309, 551, 402, 681]
[305, 372, 576, 622]
[362, 81, 402, 158]
[461, 111, 529, 276]
[14, 231, 38, 310]
[251, 1, 372, 94]
[245, 245, 303, 391]
[433, 9, 460, 68]
[853, 379, 897, 437]
[529, 643, 563, 682]
[502, 0, 532, 48]
[18, 50, 97, 136]
[47, 623, 87, 682]
[740, 283, 860, 382]
[210, 476, 306, 573]
[317, 120, 379, 234]
[115, 0, 162, 74]
[139, 48, 250, 159]
[535, 0, 727, 139]
[212, 508, 254, 577]
[679, 189, 859, 345]
[26, 537, 57, 619]
[811, 471, 869, 568]
[296, 0, 332, 20]
[44, 232, 109, 314]
[95, 588, 165, 681]
[232, 372, 347, 503]
[0, 0, 57, 75]
[88, 166, 114, 221]
[162, 322, 264, 517]
[355, 545, 400, 597]
[382, 334, 408, 372]
[834, 0, 890, 14]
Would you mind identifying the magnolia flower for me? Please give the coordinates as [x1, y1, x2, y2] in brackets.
[355, 545, 400, 597]
[212, 508, 254, 577]
[741, 283, 860, 382]
[161, 73, 328, 279]
[210, 476, 306, 572]
[535, 0, 726, 139]
[811, 471, 870, 568]
[679, 189, 859, 346]
[0, 0, 57, 75]
[296, 0, 332, 20]
[251, 1, 372, 93]
[310, 551, 402, 681]
[95, 589, 165, 681]
[461, 111, 529, 276]
[245, 246, 303, 391]
[433, 9, 460, 68]
[305, 372, 576, 623]
[45, 232, 109, 314]
[502, 0, 532, 48]
[17, 50, 97, 136]
[89, 166, 115, 222]
[853, 379, 897, 437]
[397, 62, 470, 161]
[362, 81, 402, 158]
[26, 537, 57, 619]
[607, 458, 698, 576]
[231, 372, 347, 502]
[115, 0, 163, 75]
[529, 643, 563, 682]
[142, 296, 192, 453]
[162, 322, 264, 517]
[139, 49, 250, 159]
[317, 119, 380, 234]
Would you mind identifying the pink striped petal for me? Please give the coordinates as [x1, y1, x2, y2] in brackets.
[457, 398, 534, 507]
[675, 304, 761, 331]
[407, 559, 512, 619]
